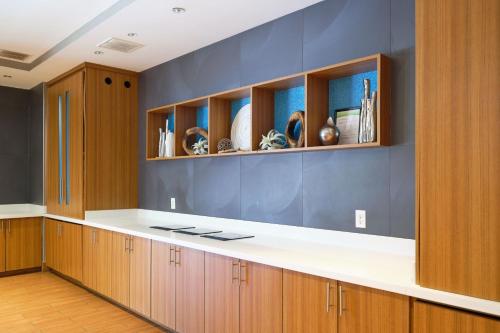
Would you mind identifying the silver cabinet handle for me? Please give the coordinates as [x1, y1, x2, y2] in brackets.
[58, 95, 63, 205]
[339, 285, 345, 316]
[8, 220, 11, 233]
[169, 246, 175, 265]
[65, 91, 70, 205]
[175, 247, 181, 265]
[92, 230, 96, 245]
[232, 261, 241, 284]
[125, 237, 129, 252]
[129, 237, 134, 253]
[239, 262, 247, 283]
[326, 282, 331, 312]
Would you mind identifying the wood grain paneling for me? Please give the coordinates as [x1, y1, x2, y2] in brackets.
[416, 0, 500, 300]
[283, 270, 337, 333]
[205, 253, 240, 333]
[151, 241, 176, 329]
[5, 218, 42, 271]
[175, 246, 205, 333]
[0, 221, 5, 272]
[337, 282, 409, 333]
[250, 87, 274, 150]
[60, 222, 82, 281]
[111, 232, 130, 307]
[45, 219, 59, 271]
[305, 74, 329, 147]
[240, 261, 283, 333]
[174, 105, 198, 156]
[208, 98, 232, 154]
[129, 236, 151, 317]
[83, 226, 112, 297]
[413, 301, 500, 332]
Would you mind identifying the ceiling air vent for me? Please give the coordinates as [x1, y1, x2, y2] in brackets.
[97, 37, 144, 53]
[0, 49, 30, 61]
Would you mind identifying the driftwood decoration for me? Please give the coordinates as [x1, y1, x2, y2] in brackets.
[182, 127, 208, 155]
[285, 111, 305, 148]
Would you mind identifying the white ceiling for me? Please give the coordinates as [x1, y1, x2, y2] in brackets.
[0, 0, 322, 89]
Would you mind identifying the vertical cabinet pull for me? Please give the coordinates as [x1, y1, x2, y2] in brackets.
[338, 285, 345, 316]
[58, 95, 63, 205]
[65, 91, 70, 205]
[169, 246, 175, 264]
[326, 282, 331, 312]
[239, 262, 247, 283]
[232, 261, 241, 284]
[7, 221, 10, 233]
[92, 230, 96, 245]
[0, 221, 3, 232]
[175, 248, 181, 265]
[129, 237, 134, 253]
[125, 237, 129, 252]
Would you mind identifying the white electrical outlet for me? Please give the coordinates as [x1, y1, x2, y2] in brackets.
[355, 210, 366, 228]
[170, 198, 176, 210]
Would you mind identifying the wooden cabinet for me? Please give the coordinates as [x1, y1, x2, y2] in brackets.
[239, 261, 283, 333]
[109, 232, 151, 317]
[46, 63, 138, 219]
[151, 241, 176, 329]
[283, 270, 337, 333]
[205, 253, 240, 333]
[413, 301, 500, 332]
[175, 246, 205, 333]
[0, 221, 5, 272]
[83, 226, 112, 297]
[337, 282, 409, 333]
[416, 0, 499, 300]
[5, 217, 42, 271]
[45, 219, 82, 281]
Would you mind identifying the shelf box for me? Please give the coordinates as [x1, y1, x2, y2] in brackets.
[209, 88, 251, 154]
[252, 75, 305, 151]
[175, 98, 209, 157]
[306, 54, 390, 147]
[146, 105, 175, 159]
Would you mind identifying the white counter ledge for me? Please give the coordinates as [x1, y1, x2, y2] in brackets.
[0, 204, 46, 219]
[42, 208, 500, 317]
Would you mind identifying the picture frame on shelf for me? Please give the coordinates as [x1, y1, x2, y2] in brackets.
[334, 107, 361, 145]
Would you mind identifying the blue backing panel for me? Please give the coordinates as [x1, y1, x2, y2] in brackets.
[230, 97, 251, 122]
[164, 113, 175, 133]
[274, 86, 305, 134]
[196, 106, 209, 130]
[329, 71, 378, 116]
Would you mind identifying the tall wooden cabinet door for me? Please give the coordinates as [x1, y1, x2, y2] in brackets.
[175, 246, 205, 333]
[151, 241, 176, 329]
[82, 226, 96, 289]
[45, 219, 59, 271]
[283, 270, 337, 333]
[111, 232, 130, 307]
[0, 221, 5, 272]
[204, 253, 240, 333]
[337, 282, 409, 333]
[5, 218, 42, 271]
[95, 228, 112, 297]
[416, 0, 500, 300]
[129, 236, 151, 317]
[60, 222, 82, 281]
[46, 71, 85, 219]
[240, 262, 283, 333]
[413, 301, 500, 332]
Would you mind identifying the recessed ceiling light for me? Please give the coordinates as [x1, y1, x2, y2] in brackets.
[172, 7, 186, 14]
[94, 50, 104, 55]
[3, 74, 12, 78]
[127, 32, 137, 37]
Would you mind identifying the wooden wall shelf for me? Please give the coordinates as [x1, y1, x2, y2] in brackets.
[146, 54, 390, 160]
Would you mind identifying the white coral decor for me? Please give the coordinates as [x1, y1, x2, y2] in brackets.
[259, 129, 287, 150]
[192, 138, 208, 155]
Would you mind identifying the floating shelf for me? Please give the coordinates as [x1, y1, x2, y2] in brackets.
[146, 54, 390, 160]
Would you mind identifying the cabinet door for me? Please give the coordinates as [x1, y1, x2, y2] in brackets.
[338, 282, 409, 333]
[111, 232, 130, 307]
[129, 236, 151, 317]
[5, 218, 42, 271]
[45, 219, 60, 271]
[94, 228, 112, 297]
[60, 222, 82, 281]
[240, 261, 283, 333]
[82, 226, 96, 289]
[283, 270, 337, 333]
[46, 71, 85, 219]
[416, 0, 499, 300]
[205, 253, 240, 333]
[175, 246, 205, 333]
[0, 221, 5, 272]
[413, 301, 500, 332]
[151, 241, 176, 329]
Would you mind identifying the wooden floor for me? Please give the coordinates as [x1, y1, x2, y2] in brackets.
[0, 272, 165, 333]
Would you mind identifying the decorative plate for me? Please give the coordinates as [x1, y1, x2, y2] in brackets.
[231, 104, 251, 151]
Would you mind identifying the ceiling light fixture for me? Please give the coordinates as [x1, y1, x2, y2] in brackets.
[94, 50, 104, 55]
[172, 7, 186, 14]
[127, 32, 137, 37]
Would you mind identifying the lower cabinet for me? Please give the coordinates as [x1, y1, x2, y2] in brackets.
[151, 241, 205, 333]
[204, 253, 283, 333]
[45, 219, 82, 281]
[283, 270, 337, 333]
[413, 301, 500, 333]
[0, 218, 42, 273]
[110, 232, 151, 317]
[337, 282, 409, 333]
[82, 226, 113, 297]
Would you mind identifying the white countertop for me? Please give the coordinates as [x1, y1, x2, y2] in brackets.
[0, 204, 46, 219]
[1, 204, 498, 316]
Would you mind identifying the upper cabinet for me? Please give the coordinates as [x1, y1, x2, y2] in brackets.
[46, 63, 138, 219]
[416, 0, 499, 301]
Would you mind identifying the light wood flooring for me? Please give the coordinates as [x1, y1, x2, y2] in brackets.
[0, 272, 165, 333]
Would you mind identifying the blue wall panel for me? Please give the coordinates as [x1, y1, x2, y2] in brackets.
[274, 86, 305, 134]
[329, 70, 377, 116]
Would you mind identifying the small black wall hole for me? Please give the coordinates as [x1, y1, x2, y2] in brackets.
[124, 81, 131, 88]
[105, 77, 112, 85]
